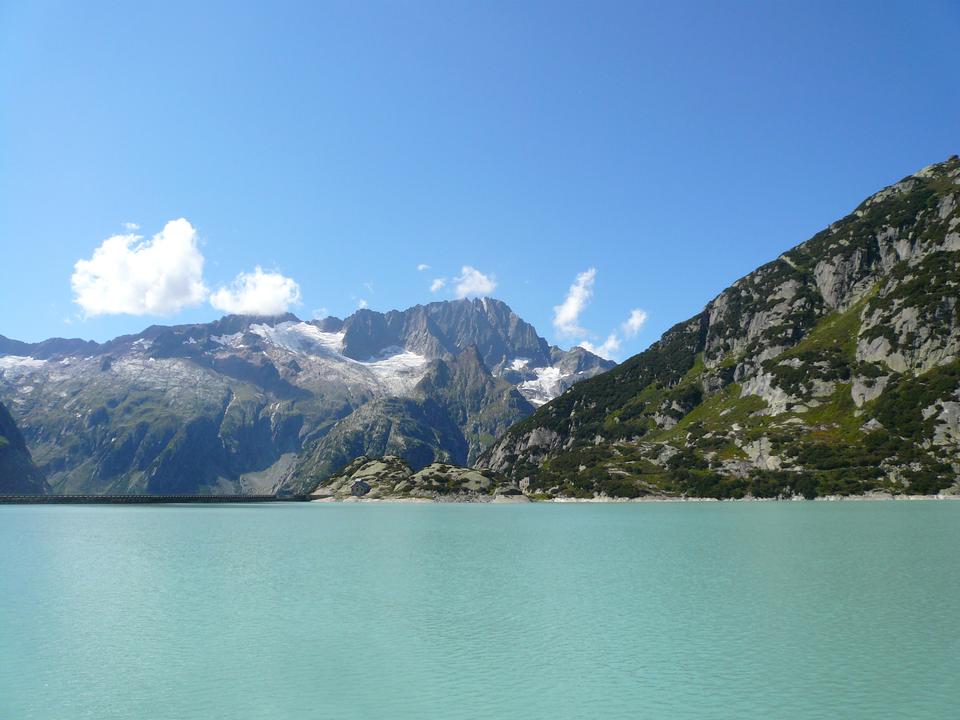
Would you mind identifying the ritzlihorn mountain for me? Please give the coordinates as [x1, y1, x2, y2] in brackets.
[0, 298, 611, 495]
[479, 156, 960, 499]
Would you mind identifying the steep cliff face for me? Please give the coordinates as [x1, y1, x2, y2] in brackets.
[0, 401, 48, 494]
[307, 455, 521, 501]
[282, 346, 533, 493]
[480, 156, 960, 499]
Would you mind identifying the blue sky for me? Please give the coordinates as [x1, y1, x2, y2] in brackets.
[1, 1, 958, 357]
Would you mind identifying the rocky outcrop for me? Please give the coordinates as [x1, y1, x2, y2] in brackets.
[310, 455, 521, 501]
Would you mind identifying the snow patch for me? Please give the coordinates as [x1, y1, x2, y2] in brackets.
[250, 322, 345, 356]
[250, 322, 427, 395]
[364, 346, 430, 395]
[0, 356, 46, 371]
[519, 366, 566, 407]
[211, 332, 244, 347]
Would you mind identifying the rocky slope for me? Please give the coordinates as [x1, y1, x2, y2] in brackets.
[284, 346, 533, 493]
[309, 455, 524, 501]
[480, 156, 960, 499]
[0, 400, 48, 494]
[0, 299, 611, 494]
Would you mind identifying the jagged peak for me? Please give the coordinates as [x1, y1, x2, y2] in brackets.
[857, 154, 960, 211]
[912, 153, 960, 179]
[209, 313, 301, 331]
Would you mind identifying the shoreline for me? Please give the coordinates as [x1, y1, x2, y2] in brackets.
[3, 492, 956, 506]
[0, 494, 308, 505]
[309, 491, 960, 504]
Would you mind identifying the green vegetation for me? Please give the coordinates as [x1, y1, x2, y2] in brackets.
[862, 251, 960, 350]
[872, 361, 960, 441]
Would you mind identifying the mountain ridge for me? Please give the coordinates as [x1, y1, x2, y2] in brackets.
[479, 155, 960, 499]
[0, 298, 612, 494]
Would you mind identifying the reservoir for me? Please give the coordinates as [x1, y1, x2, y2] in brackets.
[1, 501, 957, 719]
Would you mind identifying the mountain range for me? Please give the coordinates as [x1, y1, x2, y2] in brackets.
[480, 156, 960, 499]
[0, 298, 611, 494]
[2, 157, 959, 500]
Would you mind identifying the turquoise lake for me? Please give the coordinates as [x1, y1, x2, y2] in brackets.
[1, 501, 958, 719]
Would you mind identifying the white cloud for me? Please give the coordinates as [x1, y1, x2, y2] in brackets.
[71, 218, 208, 316]
[122, 221, 140, 231]
[357, 298, 369, 309]
[363, 281, 375, 294]
[578, 333, 621, 361]
[417, 263, 430, 271]
[622, 308, 648, 337]
[553, 268, 596, 336]
[430, 277, 447, 293]
[453, 266, 496, 298]
[551, 269, 646, 361]
[312, 307, 329, 319]
[209, 266, 301, 316]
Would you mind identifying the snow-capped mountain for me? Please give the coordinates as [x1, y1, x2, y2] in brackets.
[0, 299, 613, 494]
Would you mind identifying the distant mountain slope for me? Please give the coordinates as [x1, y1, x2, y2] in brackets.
[0, 299, 611, 494]
[0, 400, 48, 494]
[284, 346, 533, 493]
[480, 156, 960, 499]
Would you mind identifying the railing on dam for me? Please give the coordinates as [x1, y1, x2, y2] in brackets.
[0, 494, 311, 504]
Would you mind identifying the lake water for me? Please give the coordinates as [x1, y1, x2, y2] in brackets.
[1, 501, 958, 719]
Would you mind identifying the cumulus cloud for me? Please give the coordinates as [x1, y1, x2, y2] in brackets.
[578, 333, 621, 361]
[549, 269, 648, 361]
[454, 266, 496, 298]
[553, 268, 596, 336]
[430, 277, 447, 293]
[357, 298, 369, 309]
[622, 308, 648, 337]
[71, 218, 208, 316]
[209, 266, 301, 316]
[122, 221, 140, 231]
[417, 263, 430, 271]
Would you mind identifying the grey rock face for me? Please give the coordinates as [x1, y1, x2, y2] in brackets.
[0, 400, 48, 494]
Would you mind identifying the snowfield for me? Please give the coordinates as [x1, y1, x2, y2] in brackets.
[250, 322, 345, 356]
[1, 320, 586, 418]
[249, 322, 429, 396]
[0, 356, 47, 373]
[518, 366, 565, 406]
